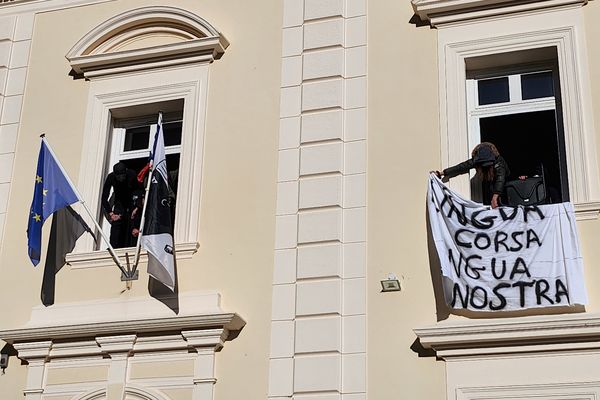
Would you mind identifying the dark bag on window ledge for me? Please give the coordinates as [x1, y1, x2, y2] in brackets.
[505, 176, 547, 206]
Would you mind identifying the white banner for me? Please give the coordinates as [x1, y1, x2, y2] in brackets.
[427, 174, 587, 311]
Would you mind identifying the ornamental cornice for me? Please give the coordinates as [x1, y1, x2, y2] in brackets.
[65, 6, 228, 78]
[412, 0, 589, 27]
[414, 313, 600, 358]
[0, 291, 244, 345]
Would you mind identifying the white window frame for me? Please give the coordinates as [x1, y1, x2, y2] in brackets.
[437, 6, 600, 219]
[466, 64, 560, 171]
[68, 65, 208, 267]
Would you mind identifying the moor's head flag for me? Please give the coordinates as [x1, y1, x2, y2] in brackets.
[27, 139, 80, 266]
[427, 174, 587, 312]
[142, 113, 176, 291]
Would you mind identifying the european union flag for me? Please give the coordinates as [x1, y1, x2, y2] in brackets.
[27, 139, 80, 266]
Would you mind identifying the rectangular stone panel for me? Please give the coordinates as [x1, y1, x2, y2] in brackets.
[297, 242, 342, 279]
[296, 279, 341, 316]
[295, 315, 341, 353]
[299, 174, 342, 209]
[298, 207, 342, 243]
[300, 142, 343, 176]
[294, 354, 341, 392]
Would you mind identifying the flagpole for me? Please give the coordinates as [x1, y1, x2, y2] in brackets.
[41, 135, 130, 278]
[131, 112, 162, 275]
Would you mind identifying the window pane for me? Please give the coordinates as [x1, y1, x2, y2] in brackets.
[477, 77, 509, 105]
[124, 126, 150, 151]
[521, 71, 554, 100]
[164, 121, 182, 147]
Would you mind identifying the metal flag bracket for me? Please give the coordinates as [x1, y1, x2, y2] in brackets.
[121, 252, 139, 282]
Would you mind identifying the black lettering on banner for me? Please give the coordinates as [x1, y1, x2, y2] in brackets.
[509, 257, 531, 280]
[455, 229, 473, 248]
[464, 255, 484, 279]
[512, 280, 535, 307]
[535, 279, 554, 305]
[474, 233, 491, 250]
[491, 258, 506, 279]
[431, 180, 440, 213]
[509, 231, 524, 251]
[489, 283, 510, 310]
[448, 202, 468, 226]
[469, 286, 488, 309]
[451, 283, 469, 308]
[494, 231, 509, 252]
[471, 210, 497, 229]
[448, 249, 462, 277]
[448, 249, 484, 280]
[524, 205, 545, 222]
[440, 188, 468, 226]
[526, 229, 542, 248]
[555, 279, 570, 304]
[499, 207, 518, 221]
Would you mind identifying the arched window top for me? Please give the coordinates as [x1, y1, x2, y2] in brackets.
[66, 6, 228, 78]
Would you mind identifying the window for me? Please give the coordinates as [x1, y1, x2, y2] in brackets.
[100, 101, 183, 249]
[64, 6, 228, 267]
[433, 6, 600, 219]
[466, 55, 569, 204]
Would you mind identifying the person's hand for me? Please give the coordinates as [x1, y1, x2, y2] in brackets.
[132, 228, 139, 237]
[519, 175, 527, 180]
[430, 170, 442, 178]
[491, 193, 500, 209]
[109, 212, 121, 221]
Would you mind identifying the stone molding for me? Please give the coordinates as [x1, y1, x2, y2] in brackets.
[412, 0, 590, 26]
[66, 6, 229, 78]
[0, 291, 244, 344]
[414, 313, 600, 358]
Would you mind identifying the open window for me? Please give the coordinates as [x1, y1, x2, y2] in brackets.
[64, 6, 228, 266]
[432, 7, 600, 218]
[100, 100, 183, 249]
[465, 48, 569, 204]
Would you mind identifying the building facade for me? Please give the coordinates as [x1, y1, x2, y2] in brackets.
[0, 0, 599, 399]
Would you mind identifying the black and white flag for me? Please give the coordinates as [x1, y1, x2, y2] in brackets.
[142, 113, 176, 291]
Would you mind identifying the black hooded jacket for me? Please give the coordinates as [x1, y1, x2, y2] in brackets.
[443, 155, 511, 196]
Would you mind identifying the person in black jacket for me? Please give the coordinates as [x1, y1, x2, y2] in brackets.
[101, 162, 140, 248]
[434, 142, 510, 209]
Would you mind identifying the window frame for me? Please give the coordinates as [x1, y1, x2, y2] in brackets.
[68, 65, 208, 267]
[437, 7, 600, 219]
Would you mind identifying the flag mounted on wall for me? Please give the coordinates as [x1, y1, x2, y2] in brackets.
[27, 138, 81, 266]
[141, 113, 177, 291]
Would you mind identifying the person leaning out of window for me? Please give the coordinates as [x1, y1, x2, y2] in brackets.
[432, 142, 510, 209]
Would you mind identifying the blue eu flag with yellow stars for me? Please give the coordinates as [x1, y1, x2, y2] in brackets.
[27, 139, 80, 266]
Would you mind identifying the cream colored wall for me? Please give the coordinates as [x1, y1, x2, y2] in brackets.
[0, 0, 281, 398]
[367, 2, 600, 399]
[582, 1, 600, 311]
[367, 1, 445, 399]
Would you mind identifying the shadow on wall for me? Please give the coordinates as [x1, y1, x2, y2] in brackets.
[408, 13, 432, 28]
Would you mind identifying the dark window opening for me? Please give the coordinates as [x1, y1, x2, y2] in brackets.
[521, 71, 554, 100]
[478, 77, 509, 105]
[479, 110, 569, 204]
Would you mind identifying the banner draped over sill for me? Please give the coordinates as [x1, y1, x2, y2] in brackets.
[427, 174, 587, 312]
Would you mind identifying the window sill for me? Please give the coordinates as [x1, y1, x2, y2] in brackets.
[65, 242, 199, 269]
[575, 201, 600, 220]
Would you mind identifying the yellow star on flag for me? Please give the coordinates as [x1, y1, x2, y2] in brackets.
[35, 175, 42, 184]
[33, 213, 41, 222]
[42, 189, 48, 196]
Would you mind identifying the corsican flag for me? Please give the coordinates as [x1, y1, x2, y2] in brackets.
[27, 138, 81, 266]
[142, 113, 176, 291]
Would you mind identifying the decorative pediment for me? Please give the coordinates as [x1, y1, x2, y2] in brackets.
[66, 6, 229, 78]
[412, 0, 589, 27]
